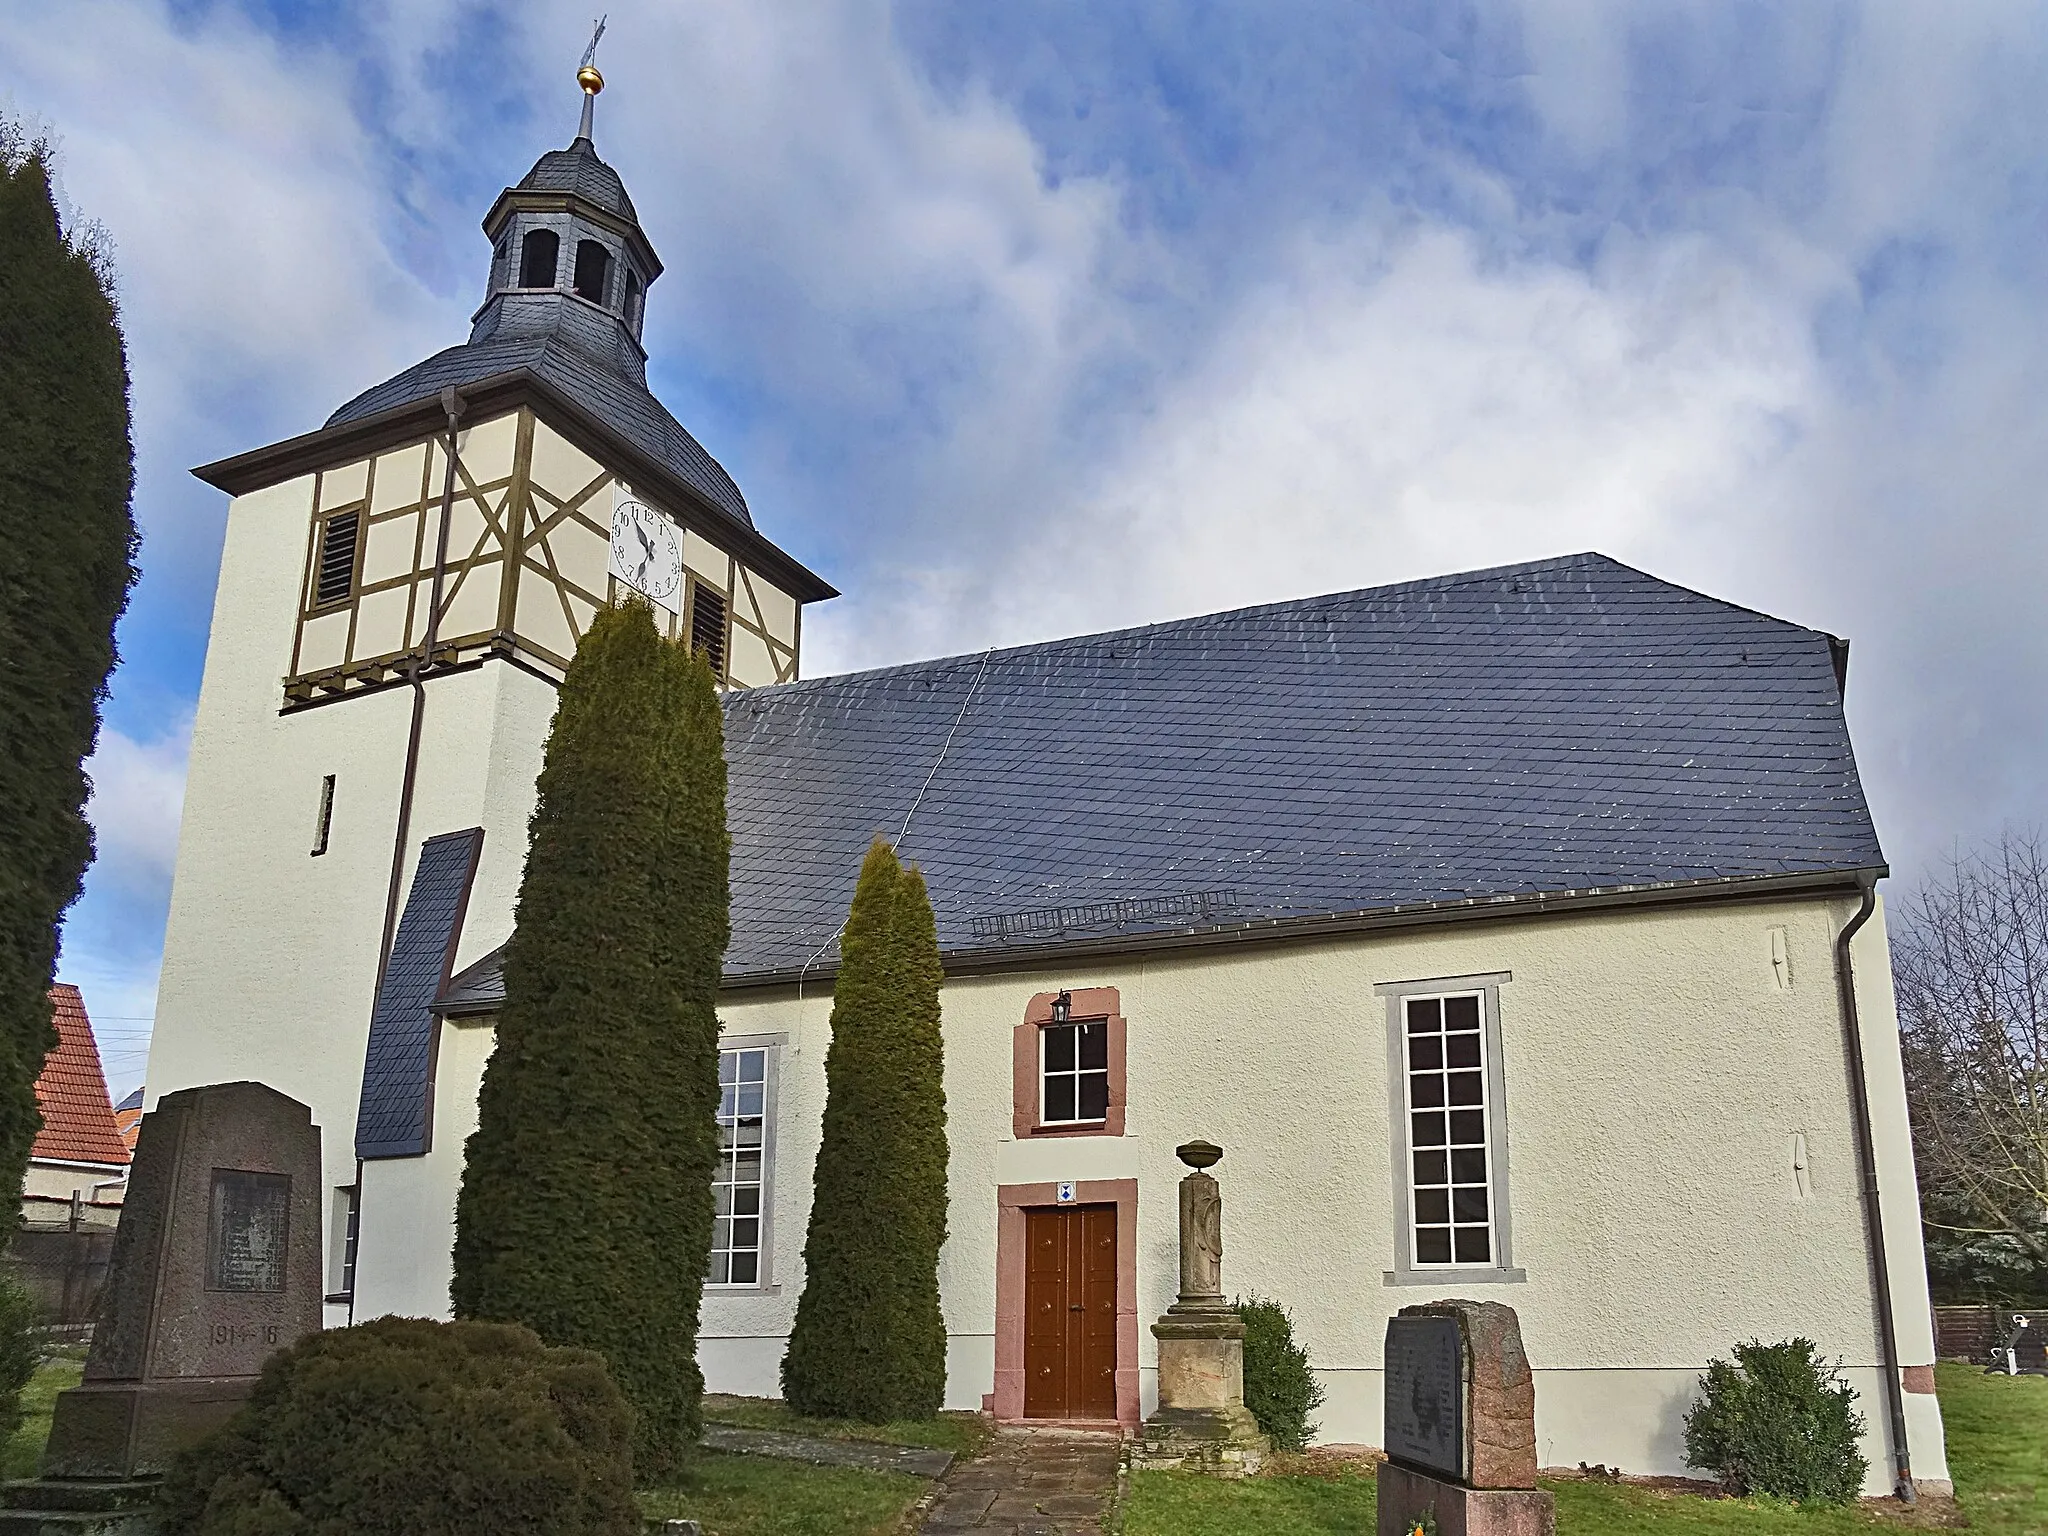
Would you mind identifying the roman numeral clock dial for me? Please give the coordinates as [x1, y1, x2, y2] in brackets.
[607, 494, 685, 612]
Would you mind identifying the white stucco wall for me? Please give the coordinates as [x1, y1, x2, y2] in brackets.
[362, 892, 1944, 1492]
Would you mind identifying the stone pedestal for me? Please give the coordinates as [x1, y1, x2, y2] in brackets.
[1376, 1461, 1556, 1536]
[10, 1083, 322, 1531]
[1131, 1142, 1268, 1478]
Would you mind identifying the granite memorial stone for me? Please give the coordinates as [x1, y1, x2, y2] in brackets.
[1377, 1300, 1554, 1536]
[1131, 1142, 1269, 1478]
[40, 1082, 323, 1482]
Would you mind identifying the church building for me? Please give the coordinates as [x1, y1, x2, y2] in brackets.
[146, 66, 1949, 1495]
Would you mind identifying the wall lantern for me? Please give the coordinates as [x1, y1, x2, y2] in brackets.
[1050, 990, 1072, 1024]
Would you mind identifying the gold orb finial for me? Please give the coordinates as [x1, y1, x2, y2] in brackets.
[578, 64, 604, 95]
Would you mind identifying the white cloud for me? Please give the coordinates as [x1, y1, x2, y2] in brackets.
[82, 718, 192, 903]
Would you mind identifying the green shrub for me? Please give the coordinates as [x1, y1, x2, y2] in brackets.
[1681, 1337, 1868, 1504]
[1235, 1294, 1323, 1450]
[781, 840, 949, 1422]
[453, 601, 727, 1478]
[0, 1272, 41, 1444]
[159, 1316, 638, 1536]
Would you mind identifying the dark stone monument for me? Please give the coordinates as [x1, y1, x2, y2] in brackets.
[14, 1082, 322, 1525]
[1377, 1300, 1554, 1536]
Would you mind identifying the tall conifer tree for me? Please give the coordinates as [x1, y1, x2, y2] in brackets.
[0, 127, 137, 1200]
[782, 840, 949, 1421]
[452, 601, 727, 1478]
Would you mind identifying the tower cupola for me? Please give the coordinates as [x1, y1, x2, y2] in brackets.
[468, 33, 662, 375]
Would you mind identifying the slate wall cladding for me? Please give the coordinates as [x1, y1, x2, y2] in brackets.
[355, 828, 485, 1158]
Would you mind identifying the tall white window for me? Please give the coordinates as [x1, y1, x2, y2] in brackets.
[1403, 993, 1495, 1266]
[711, 1044, 773, 1287]
[1379, 974, 1523, 1284]
[1041, 1021, 1108, 1125]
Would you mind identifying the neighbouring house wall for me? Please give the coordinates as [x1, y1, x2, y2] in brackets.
[382, 891, 1943, 1491]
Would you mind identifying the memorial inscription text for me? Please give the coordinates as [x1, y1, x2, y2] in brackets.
[206, 1169, 291, 1294]
[1384, 1315, 1464, 1481]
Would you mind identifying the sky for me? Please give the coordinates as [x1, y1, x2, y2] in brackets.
[4, 1, 2046, 1099]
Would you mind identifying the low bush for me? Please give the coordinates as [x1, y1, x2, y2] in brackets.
[1681, 1337, 1868, 1504]
[0, 1273, 40, 1444]
[1235, 1294, 1323, 1451]
[159, 1316, 639, 1536]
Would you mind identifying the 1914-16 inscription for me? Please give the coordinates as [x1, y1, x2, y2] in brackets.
[1384, 1314, 1464, 1480]
[206, 1170, 291, 1293]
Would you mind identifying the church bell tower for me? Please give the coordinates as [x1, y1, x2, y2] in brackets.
[150, 47, 834, 1327]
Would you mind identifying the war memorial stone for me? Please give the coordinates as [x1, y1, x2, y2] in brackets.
[1131, 1141, 1269, 1478]
[41, 1083, 322, 1482]
[1377, 1300, 1555, 1536]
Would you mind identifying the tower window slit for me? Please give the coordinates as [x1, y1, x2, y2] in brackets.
[315, 511, 360, 607]
[574, 239, 611, 303]
[519, 228, 559, 289]
[623, 269, 642, 326]
[690, 586, 728, 676]
[311, 773, 336, 857]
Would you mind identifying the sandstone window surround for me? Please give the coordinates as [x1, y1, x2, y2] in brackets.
[709, 1033, 784, 1291]
[1013, 987, 1127, 1139]
[1378, 972, 1526, 1286]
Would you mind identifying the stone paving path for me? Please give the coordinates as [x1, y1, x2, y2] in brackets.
[918, 1425, 1124, 1535]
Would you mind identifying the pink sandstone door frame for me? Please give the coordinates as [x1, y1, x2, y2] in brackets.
[991, 1178, 1141, 1426]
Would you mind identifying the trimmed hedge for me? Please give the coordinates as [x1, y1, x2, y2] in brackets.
[452, 600, 728, 1478]
[1682, 1337, 1869, 1504]
[782, 840, 949, 1421]
[0, 124, 137, 1205]
[1235, 1294, 1323, 1451]
[159, 1317, 638, 1536]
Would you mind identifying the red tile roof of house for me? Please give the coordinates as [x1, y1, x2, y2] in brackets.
[33, 987, 131, 1169]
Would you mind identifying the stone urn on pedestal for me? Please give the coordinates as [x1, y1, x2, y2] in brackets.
[1131, 1141, 1269, 1477]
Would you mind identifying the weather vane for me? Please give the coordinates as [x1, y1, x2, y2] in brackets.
[576, 16, 607, 139]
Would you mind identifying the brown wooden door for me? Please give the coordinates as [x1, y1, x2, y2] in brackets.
[1024, 1204, 1118, 1419]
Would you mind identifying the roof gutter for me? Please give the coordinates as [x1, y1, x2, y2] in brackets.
[714, 865, 1888, 995]
[1833, 872, 1916, 1503]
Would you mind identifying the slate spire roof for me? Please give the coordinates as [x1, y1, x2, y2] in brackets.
[438, 552, 1886, 1011]
[324, 116, 753, 531]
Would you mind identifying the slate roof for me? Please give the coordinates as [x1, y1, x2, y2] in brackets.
[441, 552, 1885, 1006]
[325, 338, 753, 531]
[34, 987, 130, 1168]
[517, 138, 638, 221]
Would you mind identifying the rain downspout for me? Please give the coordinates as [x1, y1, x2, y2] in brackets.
[1834, 871, 1916, 1503]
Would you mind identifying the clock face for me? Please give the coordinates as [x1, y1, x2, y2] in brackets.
[607, 497, 684, 610]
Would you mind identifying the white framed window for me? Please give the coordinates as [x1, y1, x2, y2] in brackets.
[1378, 973, 1524, 1285]
[710, 1036, 780, 1289]
[1040, 1021, 1109, 1125]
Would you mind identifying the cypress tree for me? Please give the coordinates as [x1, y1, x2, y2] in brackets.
[0, 126, 137, 1202]
[782, 840, 949, 1421]
[452, 600, 727, 1480]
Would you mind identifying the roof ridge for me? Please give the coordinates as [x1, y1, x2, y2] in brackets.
[734, 550, 1778, 703]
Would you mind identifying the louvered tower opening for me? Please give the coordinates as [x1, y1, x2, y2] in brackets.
[315, 512, 360, 607]
[691, 586, 728, 677]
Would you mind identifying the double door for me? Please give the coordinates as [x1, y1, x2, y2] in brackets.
[1023, 1204, 1117, 1420]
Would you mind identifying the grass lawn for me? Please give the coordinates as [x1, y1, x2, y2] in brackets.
[0, 1358, 81, 1480]
[638, 1451, 927, 1536]
[1117, 1363, 2048, 1535]
[702, 1392, 995, 1458]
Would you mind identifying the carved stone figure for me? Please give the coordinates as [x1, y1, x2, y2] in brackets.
[1179, 1168, 1224, 1302]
